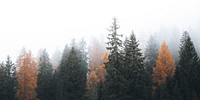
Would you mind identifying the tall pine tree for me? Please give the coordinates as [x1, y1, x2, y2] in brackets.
[175, 31, 200, 99]
[37, 49, 54, 100]
[144, 35, 159, 74]
[59, 46, 87, 100]
[0, 56, 17, 100]
[103, 17, 126, 100]
[123, 32, 151, 100]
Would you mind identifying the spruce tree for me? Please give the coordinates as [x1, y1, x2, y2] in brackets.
[55, 44, 70, 100]
[103, 17, 126, 100]
[60, 47, 87, 100]
[123, 32, 150, 100]
[175, 31, 200, 99]
[37, 49, 54, 100]
[0, 56, 17, 100]
[144, 35, 159, 74]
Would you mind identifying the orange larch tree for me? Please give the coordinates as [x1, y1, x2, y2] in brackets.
[16, 50, 38, 100]
[152, 41, 176, 86]
[86, 51, 108, 100]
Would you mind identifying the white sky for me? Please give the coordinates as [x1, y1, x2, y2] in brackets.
[0, 0, 200, 62]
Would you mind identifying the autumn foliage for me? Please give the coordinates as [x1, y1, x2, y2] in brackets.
[152, 41, 176, 86]
[16, 50, 38, 100]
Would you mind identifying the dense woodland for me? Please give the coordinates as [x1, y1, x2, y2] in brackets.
[0, 18, 200, 100]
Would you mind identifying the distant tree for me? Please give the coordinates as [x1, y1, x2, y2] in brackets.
[16, 50, 38, 100]
[37, 49, 54, 100]
[88, 38, 105, 72]
[123, 32, 151, 100]
[51, 48, 62, 70]
[175, 31, 200, 99]
[103, 17, 126, 100]
[144, 35, 159, 74]
[152, 41, 176, 87]
[95, 51, 108, 81]
[86, 51, 108, 100]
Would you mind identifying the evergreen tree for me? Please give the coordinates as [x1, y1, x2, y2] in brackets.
[0, 56, 17, 100]
[175, 31, 200, 99]
[60, 47, 87, 100]
[123, 32, 151, 100]
[54, 44, 71, 100]
[103, 17, 126, 100]
[37, 49, 54, 100]
[144, 35, 159, 74]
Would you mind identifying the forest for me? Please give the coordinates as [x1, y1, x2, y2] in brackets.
[0, 17, 200, 100]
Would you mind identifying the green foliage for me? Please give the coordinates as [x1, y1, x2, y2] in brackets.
[37, 49, 54, 100]
[124, 32, 151, 100]
[0, 56, 17, 100]
[103, 17, 127, 100]
[175, 31, 200, 99]
[60, 47, 87, 100]
[144, 35, 159, 74]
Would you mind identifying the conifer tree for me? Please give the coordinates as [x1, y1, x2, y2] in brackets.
[54, 44, 71, 100]
[123, 32, 150, 100]
[60, 47, 87, 100]
[0, 56, 17, 100]
[16, 50, 38, 100]
[175, 31, 200, 99]
[37, 49, 54, 100]
[144, 35, 159, 74]
[103, 17, 126, 100]
[152, 41, 175, 86]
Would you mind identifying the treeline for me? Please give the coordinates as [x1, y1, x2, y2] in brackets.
[0, 17, 200, 100]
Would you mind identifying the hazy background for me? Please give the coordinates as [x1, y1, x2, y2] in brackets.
[0, 0, 200, 62]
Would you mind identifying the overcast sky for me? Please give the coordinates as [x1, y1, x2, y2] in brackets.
[0, 0, 200, 62]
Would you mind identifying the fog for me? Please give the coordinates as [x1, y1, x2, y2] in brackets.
[0, 0, 200, 62]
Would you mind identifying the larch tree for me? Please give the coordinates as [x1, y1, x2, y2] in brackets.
[152, 41, 176, 87]
[86, 71, 99, 100]
[37, 49, 54, 100]
[16, 50, 38, 100]
[86, 51, 108, 100]
[103, 17, 126, 100]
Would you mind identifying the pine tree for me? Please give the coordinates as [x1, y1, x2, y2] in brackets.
[144, 35, 159, 74]
[5, 56, 17, 100]
[16, 50, 38, 100]
[0, 63, 7, 99]
[60, 47, 87, 100]
[175, 31, 200, 99]
[103, 17, 126, 100]
[0, 56, 18, 100]
[123, 32, 150, 100]
[54, 44, 71, 100]
[37, 49, 54, 100]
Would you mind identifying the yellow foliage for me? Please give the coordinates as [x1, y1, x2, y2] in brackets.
[152, 41, 176, 86]
[16, 51, 38, 100]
